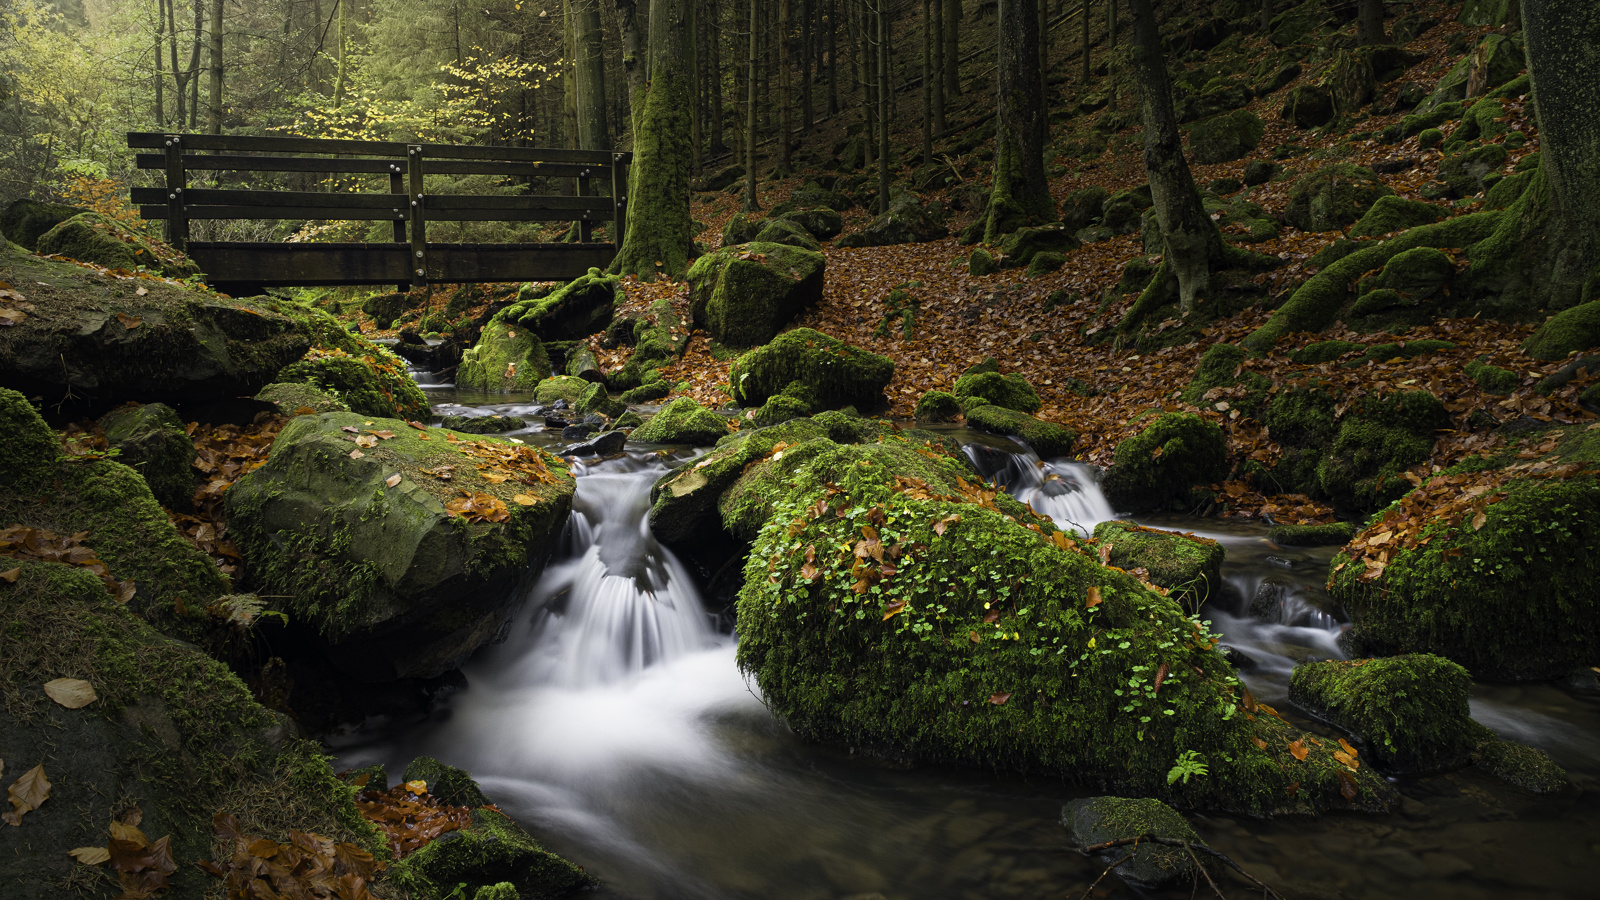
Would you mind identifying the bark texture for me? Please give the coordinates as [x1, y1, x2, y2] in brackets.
[984, 0, 1053, 242]
[574, 0, 610, 151]
[1357, 0, 1386, 46]
[611, 0, 695, 280]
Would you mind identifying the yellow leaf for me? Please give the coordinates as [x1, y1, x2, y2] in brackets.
[511, 494, 537, 505]
[385, 473, 402, 488]
[68, 846, 110, 865]
[109, 820, 148, 846]
[405, 780, 428, 795]
[350, 449, 364, 459]
[42, 678, 96, 709]
[3, 763, 51, 825]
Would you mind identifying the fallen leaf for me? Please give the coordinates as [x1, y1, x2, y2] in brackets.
[1338, 737, 1359, 758]
[3, 763, 51, 825]
[353, 434, 378, 448]
[134, 287, 149, 296]
[1085, 585, 1101, 608]
[115, 313, 141, 330]
[110, 820, 147, 845]
[69, 846, 110, 865]
[511, 494, 537, 505]
[43, 677, 97, 709]
[1333, 749, 1360, 770]
[968, 630, 981, 643]
[882, 599, 907, 620]
[988, 692, 1011, 705]
[1287, 739, 1308, 762]
[0, 308, 25, 326]
[405, 780, 428, 795]
[0, 568, 18, 583]
[385, 473, 402, 488]
[349, 449, 364, 459]
[1336, 768, 1359, 801]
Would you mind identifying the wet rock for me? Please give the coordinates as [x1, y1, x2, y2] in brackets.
[456, 320, 552, 393]
[560, 423, 598, 440]
[278, 348, 430, 421]
[963, 405, 1076, 459]
[36, 211, 198, 278]
[728, 327, 894, 411]
[564, 343, 604, 382]
[565, 429, 626, 457]
[687, 241, 826, 348]
[1267, 522, 1357, 546]
[834, 192, 948, 248]
[256, 382, 351, 416]
[226, 412, 575, 680]
[1062, 797, 1215, 889]
[494, 268, 619, 341]
[1290, 655, 1481, 774]
[1093, 520, 1224, 607]
[99, 402, 195, 510]
[1189, 110, 1265, 164]
[1101, 412, 1227, 513]
[441, 414, 527, 434]
[619, 380, 673, 404]
[953, 370, 1041, 414]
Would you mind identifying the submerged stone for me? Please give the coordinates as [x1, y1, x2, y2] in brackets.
[1061, 797, 1213, 888]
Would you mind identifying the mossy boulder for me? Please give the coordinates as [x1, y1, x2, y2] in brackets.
[834, 193, 947, 248]
[1471, 736, 1570, 794]
[1465, 358, 1520, 394]
[0, 197, 86, 249]
[1458, 0, 1516, 26]
[1289, 655, 1476, 773]
[686, 242, 827, 348]
[1316, 390, 1447, 510]
[1438, 143, 1509, 198]
[968, 247, 998, 276]
[1361, 247, 1456, 304]
[1348, 195, 1446, 239]
[99, 402, 195, 510]
[1189, 110, 1265, 165]
[35, 212, 199, 278]
[728, 327, 894, 410]
[1179, 343, 1271, 414]
[494, 269, 618, 341]
[1060, 186, 1110, 232]
[914, 390, 963, 423]
[1523, 300, 1600, 361]
[0, 558, 382, 899]
[256, 381, 350, 415]
[736, 439, 1394, 814]
[963, 405, 1076, 459]
[648, 417, 832, 542]
[225, 412, 575, 681]
[1284, 164, 1393, 233]
[1399, 100, 1463, 138]
[998, 225, 1080, 268]
[1101, 413, 1227, 513]
[1092, 520, 1224, 607]
[953, 370, 1041, 413]
[1268, 522, 1357, 546]
[278, 348, 429, 421]
[387, 760, 594, 899]
[0, 239, 311, 409]
[535, 374, 599, 407]
[457, 319, 553, 393]
[1330, 467, 1600, 680]
[439, 414, 526, 434]
[631, 397, 728, 446]
[1061, 797, 1213, 888]
[0, 389, 63, 488]
[752, 216, 823, 251]
[720, 213, 760, 246]
[777, 207, 845, 240]
[619, 380, 672, 404]
[1281, 85, 1334, 128]
[1290, 340, 1364, 365]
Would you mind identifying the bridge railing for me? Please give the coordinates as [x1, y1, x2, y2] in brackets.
[127, 132, 632, 294]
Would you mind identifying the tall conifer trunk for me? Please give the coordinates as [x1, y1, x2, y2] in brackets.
[983, 0, 1053, 241]
[611, 0, 695, 279]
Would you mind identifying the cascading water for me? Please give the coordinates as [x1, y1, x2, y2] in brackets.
[334, 396, 1600, 899]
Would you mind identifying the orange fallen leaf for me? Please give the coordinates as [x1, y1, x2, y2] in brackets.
[115, 313, 141, 330]
[385, 473, 402, 488]
[1287, 739, 1308, 762]
[1085, 585, 1101, 608]
[68, 846, 110, 865]
[350, 449, 364, 459]
[988, 692, 1011, 705]
[511, 494, 537, 505]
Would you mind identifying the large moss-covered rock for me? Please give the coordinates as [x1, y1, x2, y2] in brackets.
[834, 193, 947, 248]
[36, 212, 198, 278]
[1281, 85, 1334, 128]
[0, 198, 86, 249]
[1189, 110, 1265, 164]
[256, 381, 350, 415]
[1349, 195, 1446, 238]
[631, 397, 728, 445]
[1268, 0, 1330, 46]
[1523, 300, 1600, 361]
[225, 412, 575, 680]
[1061, 797, 1212, 888]
[648, 417, 832, 542]
[737, 439, 1394, 814]
[0, 558, 383, 899]
[1330, 463, 1600, 681]
[686, 242, 826, 348]
[1093, 521, 1224, 608]
[1289, 655, 1475, 773]
[1179, 343, 1271, 414]
[99, 402, 195, 510]
[963, 405, 1076, 459]
[728, 327, 894, 409]
[953, 370, 1041, 413]
[753, 216, 822, 251]
[776, 207, 844, 241]
[997, 225, 1080, 268]
[1060, 186, 1110, 232]
[277, 348, 429, 421]
[457, 319, 553, 393]
[495, 269, 619, 340]
[1438, 143, 1509, 198]
[1101, 413, 1227, 513]
[914, 390, 963, 423]
[0, 240, 311, 409]
[1316, 390, 1446, 510]
[0, 389, 63, 488]
[1284, 165, 1393, 233]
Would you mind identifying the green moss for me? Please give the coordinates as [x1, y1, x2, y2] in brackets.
[1092, 521, 1223, 608]
[998, 225, 1079, 267]
[401, 756, 491, 808]
[1025, 251, 1067, 276]
[1289, 655, 1474, 773]
[754, 217, 822, 251]
[1349, 196, 1446, 239]
[1179, 344, 1270, 414]
[1268, 522, 1356, 546]
[968, 247, 998, 276]
[1189, 109, 1265, 165]
[439, 414, 526, 434]
[632, 397, 729, 445]
[1471, 735, 1570, 794]
[1061, 797, 1210, 888]
[1283, 164, 1393, 233]
[1333, 470, 1600, 680]
[0, 198, 84, 249]
[1417, 127, 1444, 149]
[728, 327, 894, 410]
[256, 381, 351, 415]
[619, 381, 672, 403]
[963, 405, 1076, 459]
[1317, 391, 1446, 511]
[915, 390, 963, 423]
[687, 242, 827, 347]
[648, 417, 832, 542]
[458, 320, 552, 393]
[1101, 413, 1227, 513]
[1465, 358, 1521, 394]
[1290, 340, 1364, 365]
[953, 371, 1041, 413]
[474, 884, 521, 900]
[389, 807, 596, 900]
[494, 268, 618, 340]
[0, 388, 62, 488]
[735, 441, 1393, 814]
[534, 375, 598, 407]
[278, 351, 429, 421]
[1439, 143, 1509, 197]
[99, 403, 195, 510]
[1361, 339, 1456, 362]
[1524, 300, 1600, 361]
[36, 212, 197, 278]
[1399, 101, 1463, 139]
[778, 207, 845, 240]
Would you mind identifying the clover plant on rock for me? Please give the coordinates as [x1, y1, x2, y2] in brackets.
[736, 439, 1394, 814]
[687, 242, 827, 347]
[226, 412, 575, 681]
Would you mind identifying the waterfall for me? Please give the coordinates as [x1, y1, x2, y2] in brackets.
[961, 441, 1116, 536]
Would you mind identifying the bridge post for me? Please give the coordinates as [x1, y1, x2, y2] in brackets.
[611, 153, 628, 250]
[163, 136, 189, 251]
[407, 145, 427, 290]
[577, 167, 594, 242]
[389, 160, 408, 292]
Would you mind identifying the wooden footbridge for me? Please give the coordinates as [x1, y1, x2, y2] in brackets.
[128, 133, 631, 296]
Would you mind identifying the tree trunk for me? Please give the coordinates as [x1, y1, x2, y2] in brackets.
[858, 0, 874, 169]
[207, 0, 222, 133]
[1128, 0, 1222, 314]
[1081, 0, 1091, 84]
[922, 0, 934, 163]
[187, 0, 202, 128]
[333, 0, 347, 107]
[611, 0, 695, 279]
[801, 0, 814, 129]
[984, 0, 1053, 241]
[827, 0, 839, 115]
[1259, 0, 1272, 34]
[943, 0, 960, 97]
[1107, 0, 1117, 47]
[575, 0, 610, 151]
[745, 0, 759, 210]
[780, 0, 792, 170]
[155, 0, 166, 127]
[709, 0, 726, 154]
[931, 0, 945, 131]
[877, 0, 889, 212]
[1357, 0, 1385, 46]
[616, 0, 647, 138]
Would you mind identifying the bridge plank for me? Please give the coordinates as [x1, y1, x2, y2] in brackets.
[126, 132, 628, 166]
[135, 153, 606, 179]
[187, 242, 615, 288]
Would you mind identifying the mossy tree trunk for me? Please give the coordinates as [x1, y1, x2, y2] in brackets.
[1512, 0, 1600, 309]
[1128, 0, 1223, 314]
[983, 0, 1054, 243]
[610, 0, 694, 280]
[574, 0, 609, 153]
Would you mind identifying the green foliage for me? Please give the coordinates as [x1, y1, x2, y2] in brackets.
[632, 397, 729, 445]
[1167, 750, 1209, 785]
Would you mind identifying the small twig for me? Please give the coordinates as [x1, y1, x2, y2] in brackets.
[1075, 834, 1288, 900]
[1074, 846, 1136, 900]
[1184, 840, 1229, 899]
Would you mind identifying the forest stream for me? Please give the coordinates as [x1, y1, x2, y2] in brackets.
[329, 367, 1600, 900]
